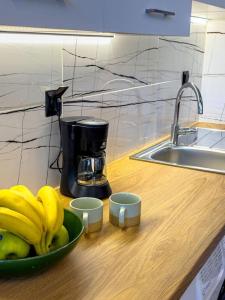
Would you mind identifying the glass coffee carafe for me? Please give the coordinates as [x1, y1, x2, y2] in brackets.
[77, 152, 107, 186]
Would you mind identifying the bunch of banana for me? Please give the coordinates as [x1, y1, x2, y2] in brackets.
[0, 185, 65, 257]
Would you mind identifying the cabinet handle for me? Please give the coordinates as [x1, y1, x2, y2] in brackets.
[145, 9, 175, 17]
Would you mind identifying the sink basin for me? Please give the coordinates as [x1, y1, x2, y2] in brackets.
[131, 128, 225, 174]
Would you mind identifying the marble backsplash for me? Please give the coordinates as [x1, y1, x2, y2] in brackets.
[0, 24, 206, 192]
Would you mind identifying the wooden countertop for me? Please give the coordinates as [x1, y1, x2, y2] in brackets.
[1, 123, 225, 300]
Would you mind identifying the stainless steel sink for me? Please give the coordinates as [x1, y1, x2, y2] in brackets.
[131, 128, 225, 174]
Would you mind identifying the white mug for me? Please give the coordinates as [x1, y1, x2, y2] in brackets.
[70, 197, 103, 234]
[109, 192, 141, 229]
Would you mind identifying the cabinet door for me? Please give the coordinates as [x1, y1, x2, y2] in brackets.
[196, 0, 225, 9]
[0, 0, 103, 32]
[103, 0, 192, 36]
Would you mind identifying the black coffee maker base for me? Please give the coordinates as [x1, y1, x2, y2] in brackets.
[60, 181, 112, 200]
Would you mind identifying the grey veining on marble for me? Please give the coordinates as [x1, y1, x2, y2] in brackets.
[0, 24, 207, 192]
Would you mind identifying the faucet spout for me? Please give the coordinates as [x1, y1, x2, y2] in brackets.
[171, 82, 203, 145]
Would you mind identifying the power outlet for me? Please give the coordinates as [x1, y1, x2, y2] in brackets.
[45, 93, 61, 117]
[182, 71, 189, 85]
[45, 87, 68, 117]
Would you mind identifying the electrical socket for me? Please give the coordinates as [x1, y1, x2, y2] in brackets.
[45, 87, 68, 117]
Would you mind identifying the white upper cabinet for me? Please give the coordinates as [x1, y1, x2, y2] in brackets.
[196, 0, 225, 9]
[0, 0, 193, 36]
[0, 0, 104, 32]
[103, 0, 192, 36]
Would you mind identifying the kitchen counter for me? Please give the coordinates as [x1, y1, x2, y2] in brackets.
[1, 123, 225, 300]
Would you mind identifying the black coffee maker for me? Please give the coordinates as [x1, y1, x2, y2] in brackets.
[60, 116, 112, 199]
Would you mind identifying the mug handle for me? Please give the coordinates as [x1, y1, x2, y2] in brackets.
[119, 207, 126, 229]
[83, 212, 89, 234]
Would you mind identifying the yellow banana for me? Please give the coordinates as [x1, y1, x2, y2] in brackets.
[34, 233, 48, 256]
[46, 192, 64, 251]
[0, 207, 42, 244]
[37, 186, 64, 252]
[10, 185, 46, 228]
[41, 232, 48, 253]
[37, 186, 58, 232]
[55, 191, 64, 233]
[34, 243, 42, 256]
[0, 189, 43, 233]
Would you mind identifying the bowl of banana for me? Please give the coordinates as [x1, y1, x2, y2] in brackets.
[0, 185, 84, 277]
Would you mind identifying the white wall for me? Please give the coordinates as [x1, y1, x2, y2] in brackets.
[201, 21, 225, 123]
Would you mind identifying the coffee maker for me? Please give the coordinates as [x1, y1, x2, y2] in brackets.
[60, 116, 112, 199]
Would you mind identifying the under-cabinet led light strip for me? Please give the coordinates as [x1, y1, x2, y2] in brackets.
[0, 30, 114, 44]
[191, 16, 208, 25]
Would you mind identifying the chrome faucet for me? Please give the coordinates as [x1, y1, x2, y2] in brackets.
[171, 82, 203, 145]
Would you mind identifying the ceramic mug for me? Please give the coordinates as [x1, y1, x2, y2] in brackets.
[109, 192, 141, 229]
[70, 197, 103, 234]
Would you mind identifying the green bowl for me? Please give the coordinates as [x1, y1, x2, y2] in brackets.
[0, 209, 84, 278]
